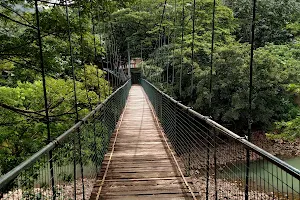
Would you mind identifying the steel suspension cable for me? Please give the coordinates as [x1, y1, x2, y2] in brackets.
[65, 0, 79, 122]
[34, 0, 55, 197]
[96, 5, 108, 99]
[245, 0, 257, 199]
[0, 12, 37, 29]
[167, 16, 170, 89]
[116, 41, 120, 86]
[209, 0, 216, 115]
[158, 34, 161, 83]
[116, 45, 120, 86]
[155, 0, 167, 83]
[78, 7, 93, 111]
[207, 0, 216, 199]
[90, 0, 103, 175]
[141, 41, 144, 76]
[110, 33, 115, 86]
[163, 26, 167, 84]
[65, 3, 81, 198]
[179, 0, 184, 97]
[148, 0, 157, 81]
[77, 5, 87, 198]
[127, 41, 130, 79]
[91, 0, 101, 103]
[191, 0, 196, 96]
[112, 34, 119, 86]
[248, 0, 256, 146]
[100, 36, 109, 98]
[109, 35, 115, 88]
[172, 0, 177, 87]
[114, 39, 119, 85]
[105, 31, 111, 88]
[0, 2, 34, 27]
[109, 24, 118, 88]
[108, 36, 113, 88]
[113, 37, 117, 87]
[162, 30, 164, 82]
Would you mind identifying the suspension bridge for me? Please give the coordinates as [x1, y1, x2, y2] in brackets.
[1, 0, 300, 199]
[0, 77, 299, 199]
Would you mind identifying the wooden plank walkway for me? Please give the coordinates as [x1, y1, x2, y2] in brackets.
[90, 85, 197, 200]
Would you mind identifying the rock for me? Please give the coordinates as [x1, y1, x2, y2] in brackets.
[279, 139, 284, 144]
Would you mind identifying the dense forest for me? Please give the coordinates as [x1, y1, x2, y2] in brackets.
[0, 0, 300, 175]
[108, 0, 300, 138]
[0, 0, 129, 175]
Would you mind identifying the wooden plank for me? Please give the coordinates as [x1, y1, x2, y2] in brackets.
[101, 160, 175, 165]
[98, 196, 193, 200]
[99, 167, 177, 173]
[100, 189, 193, 196]
[100, 184, 188, 192]
[103, 155, 171, 161]
[102, 177, 193, 182]
[90, 85, 197, 200]
[95, 179, 193, 187]
[99, 172, 180, 179]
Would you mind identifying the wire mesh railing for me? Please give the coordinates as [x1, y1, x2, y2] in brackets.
[0, 79, 131, 199]
[0, 0, 118, 183]
[141, 78, 300, 200]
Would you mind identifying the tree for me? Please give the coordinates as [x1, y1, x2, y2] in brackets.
[224, 0, 300, 47]
[0, 66, 110, 174]
[0, 0, 116, 174]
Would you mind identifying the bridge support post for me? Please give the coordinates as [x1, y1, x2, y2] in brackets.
[187, 145, 190, 176]
[113, 94, 117, 126]
[77, 130, 85, 200]
[174, 103, 178, 155]
[245, 0, 256, 198]
[93, 118, 100, 172]
[213, 128, 217, 200]
[205, 132, 210, 200]
[127, 42, 131, 78]
[72, 137, 77, 200]
[34, 1, 56, 198]
[159, 94, 163, 120]
[154, 90, 158, 114]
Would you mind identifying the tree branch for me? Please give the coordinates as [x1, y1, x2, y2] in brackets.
[0, 102, 45, 117]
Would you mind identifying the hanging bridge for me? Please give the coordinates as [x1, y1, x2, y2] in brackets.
[1, 0, 300, 199]
[0, 79, 300, 200]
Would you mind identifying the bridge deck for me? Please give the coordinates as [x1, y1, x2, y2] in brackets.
[90, 85, 196, 200]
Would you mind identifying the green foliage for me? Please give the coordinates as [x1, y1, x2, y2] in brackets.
[105, 0, 236, 61]
[287, 84, 300, 95]
[1, 0, 300, 186]
[0, 0, 124, 195]
[126, 0, 300, 135]
[77, 64, 112, 100]
[267, 116, 300, 140]
[224, 0, 300, 46]
[0, 69, 110, 175]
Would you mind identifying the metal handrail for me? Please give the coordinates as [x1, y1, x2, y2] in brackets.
[0, 79, 131, 189]
[141, 78, 300, 180]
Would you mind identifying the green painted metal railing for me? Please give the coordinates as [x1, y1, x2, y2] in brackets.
[0, 80, 131, 199]
[142, 78, 300, 200]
